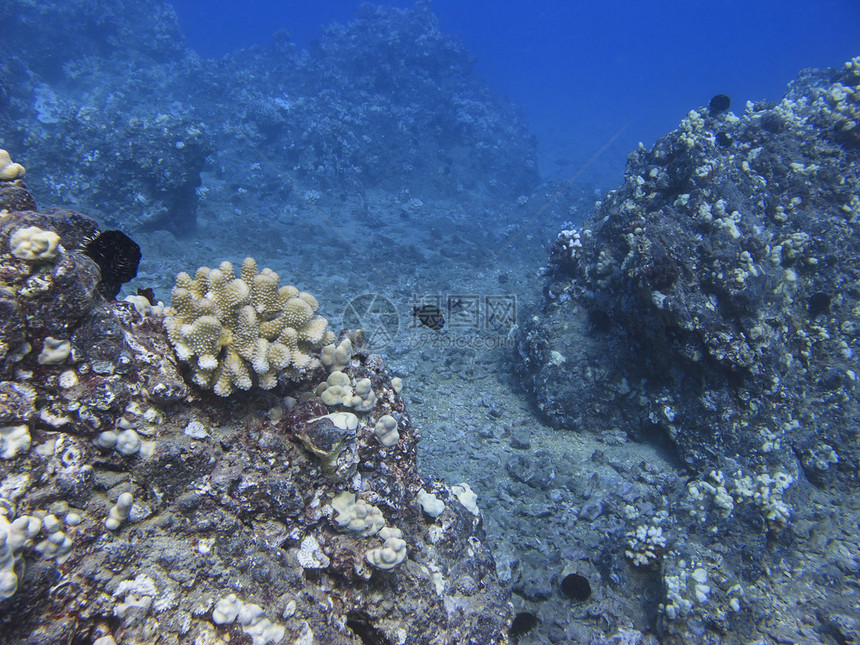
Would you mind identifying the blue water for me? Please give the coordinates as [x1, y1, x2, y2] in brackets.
[170, 0, 860, 183]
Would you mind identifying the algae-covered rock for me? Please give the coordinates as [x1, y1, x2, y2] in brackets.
[520, 58, 860, 484]
[517, 58, 860, 644]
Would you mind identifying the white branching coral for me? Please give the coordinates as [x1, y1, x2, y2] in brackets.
[164, 257, 334, 396]
[625, 524, 667, 567]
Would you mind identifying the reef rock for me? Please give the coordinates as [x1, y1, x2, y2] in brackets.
[517, 58, 860, 644]
[521, 57, 860, 487]
[0, 180, 511, 643]
[0, 0, 535, 237]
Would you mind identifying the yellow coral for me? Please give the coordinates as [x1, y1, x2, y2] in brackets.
[251, 271, 279, 313]
[284, 297, 314, 327]
[299, 291, 319, 312]
[9, 226, 61, 261]
[351, 378, 377, 412]
[331, 491, 385, 537]
[315, 371, 377, 412]
[298, 316, 329, 344]
[321, 338, 353, 372]
[0, 150, 25, 181]
[318, 371, 353, 406]
[164, 258, 333, 396]
[37, 337, 71, 365]
[365, 527, 407, 569]
[374, 414, 399, 447]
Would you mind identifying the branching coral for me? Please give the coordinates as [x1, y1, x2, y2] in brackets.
[164, 257, 334, 396]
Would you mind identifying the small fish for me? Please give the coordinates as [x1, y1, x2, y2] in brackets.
[137, 287, 157, 306]
[709, 93, 731, 115]
[412, 304, 444, 330]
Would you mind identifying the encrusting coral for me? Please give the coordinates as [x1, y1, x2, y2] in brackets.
[9, 225, 60, 261]
[163, 257, 334, 396]
[0, 149, 25, 181]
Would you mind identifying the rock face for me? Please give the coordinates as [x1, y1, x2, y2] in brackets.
[0, 0, 537, 235]
[520, 58, 860, 485]
[516, 59, 860, 643]
[0, 0, 208, 234]
[0, 179, 511, 644]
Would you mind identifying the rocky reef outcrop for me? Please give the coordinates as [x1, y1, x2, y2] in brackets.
[516, 58, 860, 643]
[0, 1, 537, 236]
[0, 167, 511, 644]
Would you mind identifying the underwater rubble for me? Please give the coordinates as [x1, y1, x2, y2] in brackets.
[516, 58, 860, 643]
[0, 166, 511, 644]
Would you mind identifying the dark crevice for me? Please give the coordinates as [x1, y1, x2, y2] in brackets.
[347, 613, 390, 645]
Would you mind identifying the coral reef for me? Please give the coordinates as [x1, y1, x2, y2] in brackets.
[521, 58, 860, 482]
[516, 59, 860, 643]
[0, 0, 536, 237]
[0, 176, 511, 643]
[0, 1, 207, 234]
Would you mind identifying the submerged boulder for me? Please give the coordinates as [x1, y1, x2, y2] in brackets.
[520, 57, 860, 486]
[517, 58, 860, 644]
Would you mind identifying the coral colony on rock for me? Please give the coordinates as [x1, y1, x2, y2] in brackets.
[1, 0, 859, 643]
[0, 163, 511, 643]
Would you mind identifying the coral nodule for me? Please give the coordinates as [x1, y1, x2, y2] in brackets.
[0, 149, 25, 181]
[163, 257, 334, 396]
